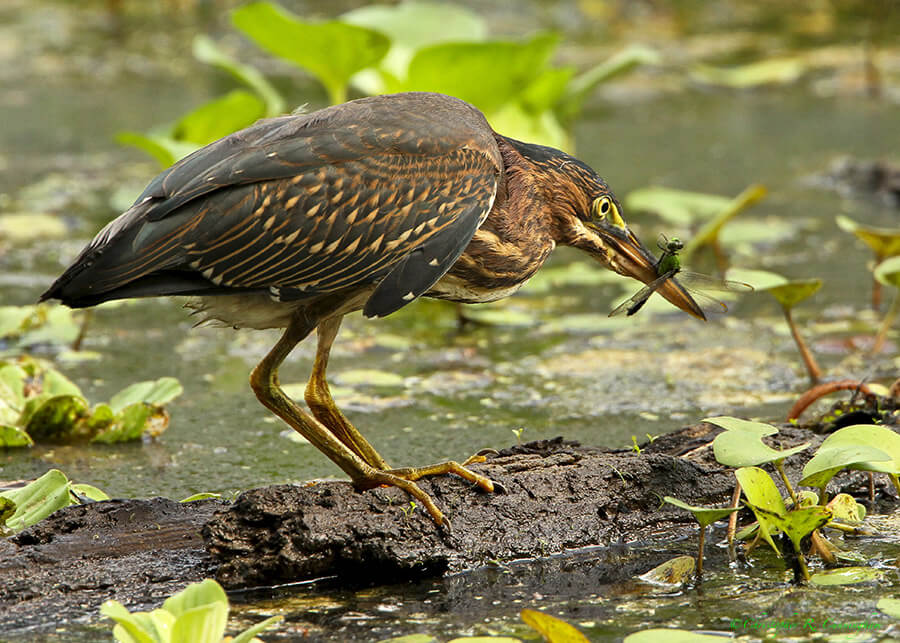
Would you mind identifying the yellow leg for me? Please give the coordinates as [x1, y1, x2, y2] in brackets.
[251, 313, 498, 527]
[304, 316, 390, 470]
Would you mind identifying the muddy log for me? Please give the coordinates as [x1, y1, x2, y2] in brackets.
[204, 437, 735, 587]
[2, 422, 897, 632]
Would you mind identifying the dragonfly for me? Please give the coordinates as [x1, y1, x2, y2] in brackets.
[610, 235, 753, 318]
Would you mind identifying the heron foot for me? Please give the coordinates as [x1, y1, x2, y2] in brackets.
[357, 458, 500, 527]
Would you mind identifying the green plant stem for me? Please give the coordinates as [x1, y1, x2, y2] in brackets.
[795, 549, 811, 582]
[697, 526, 706, 577]
[872, 290, 899, 354]
[774, 459, 799, 507]
[782, 305, 822, 384]
[727, 481, 741, 553]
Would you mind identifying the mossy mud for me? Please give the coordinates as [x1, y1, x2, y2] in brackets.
[2, 407, 898, 637]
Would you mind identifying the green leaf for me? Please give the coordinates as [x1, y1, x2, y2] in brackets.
[487, 102, 570, 150]
[172, 90, 266, 146]
[101, 601, 173, 643]
[231, 614, 284, 643]
[193, 35, 285, 117]
[758, 504, 832, 555]
[25, 395, 91, 442]
[809, 567, 883, 586]
[624, 186, 731, 226]
[0, 495, 16, 523]
[680, 184, 768, 262]
[706, 416, 810, 467]
[691, 57, 806, 88]
[562, 44, 660, 118]
[0, 425, 33, 447]
[800, 425, 900, 487]
[163, 579, 229, 619]
[109, 377, 183, 414]
[624, 629, 727, 642]
[403, 33, 559, 114]
[170, 603, 228, 643]
[180, 492, 223, 502]
[71, 483, 110, 502]
[826, 493, 865, 524]
[734, 467, 785, 556]
[42, 367, 83, 398]
[637, 555, 696, 585]
[91, 403, 153, 444]
[663, 496, 739, 528]
[877, 597, 900, 618]
[521, 608, 590, 643]
[375, 636, 438, 643]
[232, 1, 389, 105]
[0, 306, 33, 337]
[342, 1, 486, 94]
[836, 215, 900, 259]
[874, 256, 900, 289]
[116, 131, 198, 168]
[0, 469, 75, 532]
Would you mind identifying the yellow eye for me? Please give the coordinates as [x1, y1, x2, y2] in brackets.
[591, 196, 625, 229]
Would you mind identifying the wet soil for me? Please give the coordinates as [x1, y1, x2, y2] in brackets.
[2, 420, 898, 635]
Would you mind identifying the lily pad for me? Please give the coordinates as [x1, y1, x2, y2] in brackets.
[809, 567, 883, 586]
[876, 597, 900, 618]
[705, 416, 809, 467]
[624, 186, 731, 225]
[836, 215, 900, 260]
[725, 269, 821, 308]
[691, 57, 806, 88]
[663, 496, 739, 528]
[109, 377, 183, 414]
[521, 608, 590, 643]
[800, 424, 900, 487]
[637, 555, 696, 585]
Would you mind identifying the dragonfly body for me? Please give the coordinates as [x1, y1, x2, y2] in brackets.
[610, 235, 752, 318]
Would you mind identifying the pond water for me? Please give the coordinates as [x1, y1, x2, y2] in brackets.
[2, 1, 899, 640]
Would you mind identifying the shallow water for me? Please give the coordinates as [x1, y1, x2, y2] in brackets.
[2, 0, 899, 639]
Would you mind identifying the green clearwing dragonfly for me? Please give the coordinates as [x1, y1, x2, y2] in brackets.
[610, 235, 753, 317]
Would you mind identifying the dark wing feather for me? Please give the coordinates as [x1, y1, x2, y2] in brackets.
[41, 93, 502, 315]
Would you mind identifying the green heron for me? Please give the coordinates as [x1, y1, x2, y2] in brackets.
[42, 92, 704, 527]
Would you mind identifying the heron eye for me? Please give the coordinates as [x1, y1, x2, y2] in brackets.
[591, 196, 611, 220]
[591, 196, 626, 229]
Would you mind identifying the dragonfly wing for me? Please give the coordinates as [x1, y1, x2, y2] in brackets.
[609, 273, 670, 317]
[675, 272, 754, 293]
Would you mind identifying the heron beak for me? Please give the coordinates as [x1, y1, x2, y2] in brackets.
[586, 223, 707, 321]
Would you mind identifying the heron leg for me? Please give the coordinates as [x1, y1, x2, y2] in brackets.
[304, 316, 390, 470]
[252, 313, 460, 526]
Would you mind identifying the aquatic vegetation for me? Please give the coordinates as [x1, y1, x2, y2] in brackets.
[0, 357, 182, 447]
[101, 579, 281, 643]
[725, 268, 824, 383]
[0, 469, 108, 534]
[119, 1, 658, 167]
[872, 255, 900, 352]
[667, 416, 897, 584]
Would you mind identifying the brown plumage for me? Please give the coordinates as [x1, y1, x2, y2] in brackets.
[42, 92, 703, 527]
